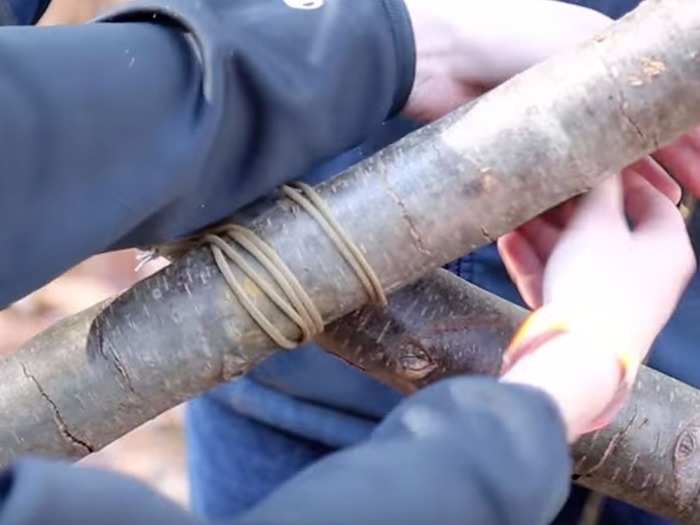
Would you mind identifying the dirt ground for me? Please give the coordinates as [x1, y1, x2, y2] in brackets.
[0, 250, 189, 508]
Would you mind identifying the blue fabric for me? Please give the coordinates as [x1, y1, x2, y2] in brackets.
[0, 378, 569, 525]
[186, 391, 331, 521]
[234, 378, 570, 525]
[0, 0, 416, 307]
[6, 0, 48, 24]
[563, 0, 641, 19]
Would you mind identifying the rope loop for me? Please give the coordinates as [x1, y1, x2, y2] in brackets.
[200, 183, 386, 349]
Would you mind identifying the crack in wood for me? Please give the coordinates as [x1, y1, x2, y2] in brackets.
[20, 363, 94, 454]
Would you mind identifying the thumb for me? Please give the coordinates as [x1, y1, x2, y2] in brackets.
[566, 173, 626, 233]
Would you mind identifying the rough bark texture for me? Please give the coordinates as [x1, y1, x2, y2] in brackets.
[2, 0, 700, 519]
[575, 371, 700, 525]
[317, 270, 519, 393]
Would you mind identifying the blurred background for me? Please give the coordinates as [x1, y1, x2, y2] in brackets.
[0, 250, 188, 508]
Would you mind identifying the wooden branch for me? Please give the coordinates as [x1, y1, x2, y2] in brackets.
[2, 0, 700, 520]
[318, 270, 518, 392]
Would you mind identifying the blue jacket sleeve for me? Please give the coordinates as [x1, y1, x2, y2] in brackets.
[0, 0, 415, 307]
[3, 0, 49, 24]
[236, 378, 571, 525]
[0, 379, 571, 525]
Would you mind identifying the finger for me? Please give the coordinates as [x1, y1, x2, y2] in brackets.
[653, 128, 700, 197]
[467, 1, 611, 86]
[623, 174, 696, 340]
[539, 199, 579, 229]
[626, 157, 682, 204]
[498, 232, 544, 309]
[518, 216, 562, 263]
[623, 173, 687, 241]
[625, 181, 696, 338]
[568, 173, 626, 232]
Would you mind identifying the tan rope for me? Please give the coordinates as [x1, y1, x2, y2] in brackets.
[281, 182, 387, 306]
[201, 183, 386, 349]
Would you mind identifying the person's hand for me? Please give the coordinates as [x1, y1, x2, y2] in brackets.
[498, 173, 695, 440]
[37, 0, 129, 25]
[650, 129, 700, 197]
[401, 0, 700, 201]
[401, 0, 613, 122]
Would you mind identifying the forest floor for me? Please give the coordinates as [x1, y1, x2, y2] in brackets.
[0, 250, 189, 508]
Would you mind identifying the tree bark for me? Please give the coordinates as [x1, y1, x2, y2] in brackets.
[2, 0, 700, 519]
[317, 270, 518, 393]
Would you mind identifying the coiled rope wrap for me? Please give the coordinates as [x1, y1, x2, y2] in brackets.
[182, 182, 387, 349]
